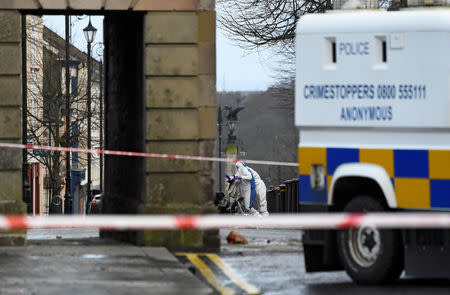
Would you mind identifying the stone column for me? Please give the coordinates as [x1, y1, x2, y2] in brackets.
[0, 11, 27, 245]
[103, 13, 145, 243]
[142, 4, 219, 250]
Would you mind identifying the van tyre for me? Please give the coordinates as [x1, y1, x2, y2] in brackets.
[337, 195, 403, 284]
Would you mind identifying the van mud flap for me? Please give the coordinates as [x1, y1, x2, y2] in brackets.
[403, 229, 450, 278]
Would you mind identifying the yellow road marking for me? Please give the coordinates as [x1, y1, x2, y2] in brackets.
[206, 254, 260, 295]
[181, 253, 234, 295]
[176, 253, 260, 295]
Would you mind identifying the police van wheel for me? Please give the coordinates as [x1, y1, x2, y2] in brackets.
[336, 195, 403, 284]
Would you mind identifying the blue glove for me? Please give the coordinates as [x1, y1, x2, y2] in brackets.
[234, 175, 242, 180]
[225, 173, 232, 180]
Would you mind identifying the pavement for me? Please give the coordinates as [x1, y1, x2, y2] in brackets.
[0, 229, 213, 295]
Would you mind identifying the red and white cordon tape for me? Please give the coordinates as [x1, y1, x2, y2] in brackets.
[1, 213, 450, 231]
[0, 143, 298, 167]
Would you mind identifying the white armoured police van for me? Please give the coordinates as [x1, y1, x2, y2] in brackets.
[295, 4, 450, 284]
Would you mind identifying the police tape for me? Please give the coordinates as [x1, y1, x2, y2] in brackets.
[1, 213, 450, 231]
[0, 143, 298, 167]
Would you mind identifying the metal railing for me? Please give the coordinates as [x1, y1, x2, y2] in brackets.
[267, 178, 299, 213]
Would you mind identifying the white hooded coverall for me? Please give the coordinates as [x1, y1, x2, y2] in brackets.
[235, 161, 269, 216]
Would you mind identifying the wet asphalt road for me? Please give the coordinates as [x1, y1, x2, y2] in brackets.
[23, 228, 450, 295]
[218, 229, 450, 295]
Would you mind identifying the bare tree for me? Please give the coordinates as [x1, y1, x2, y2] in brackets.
[218, 0, 393, 76]
[26, 17, 101, 202]
[219, 1, 332, 68]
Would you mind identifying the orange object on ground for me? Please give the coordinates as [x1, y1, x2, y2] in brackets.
[226, 231, 248, 244]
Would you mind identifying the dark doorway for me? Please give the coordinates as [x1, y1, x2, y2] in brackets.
[102, 12, 146, 243]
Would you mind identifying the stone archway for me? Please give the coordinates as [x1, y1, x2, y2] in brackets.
[0, 1, 218, 250]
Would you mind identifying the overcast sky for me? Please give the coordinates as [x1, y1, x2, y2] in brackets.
[43, 15, 276, 92]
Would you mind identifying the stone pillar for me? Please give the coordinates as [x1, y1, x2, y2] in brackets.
[141, 4, 219, 250]
[0, 11, 27, 245]
[103, 13, 145, 243]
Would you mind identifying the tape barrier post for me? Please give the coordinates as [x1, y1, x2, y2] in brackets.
[1, 213, 450, 231]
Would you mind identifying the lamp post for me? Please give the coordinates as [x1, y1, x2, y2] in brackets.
[99, 58, 103, 192]
[92, 42, 104, 193]
[217, 106, 223, 192]
[223, 105, 244, 186]
[83, 17, 97, 207]
[64, 15, 72, 215]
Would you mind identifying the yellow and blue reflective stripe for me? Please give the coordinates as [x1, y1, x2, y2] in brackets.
[298, 147, 450, 209]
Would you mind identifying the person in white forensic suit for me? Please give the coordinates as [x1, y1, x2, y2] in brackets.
[234, 161, 269, 216]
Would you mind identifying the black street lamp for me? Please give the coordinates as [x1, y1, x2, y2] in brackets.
[83, 17, 97, 207]
[224, 105, 244, 144]
[64, 15, 72, 215]
[217, 106, 223, 192]
[99, 59, 103, 193]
